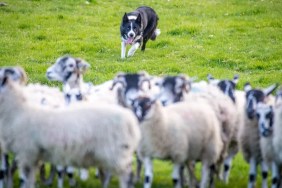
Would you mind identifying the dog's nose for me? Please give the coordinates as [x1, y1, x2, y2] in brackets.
[129, 33, 134, 38]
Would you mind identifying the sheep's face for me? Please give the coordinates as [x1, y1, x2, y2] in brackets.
[132, 97, 155, 122]
[256, 103, 274, 137]
[0, 67, 27, 89]
[46, 56, 90, 83]
[111, 72, 151, 107]
[244, 83, 278, 119]
[207, 74, 238, 103]
[276, 89, 282, 106]
[157, 76, 189, 106]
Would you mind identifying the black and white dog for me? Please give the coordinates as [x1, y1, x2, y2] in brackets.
[120, 6, 160, 58]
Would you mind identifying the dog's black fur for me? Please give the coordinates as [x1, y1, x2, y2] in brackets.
[120, 6, 159, 58]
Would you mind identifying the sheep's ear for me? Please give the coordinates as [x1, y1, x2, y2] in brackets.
[207, 74, 219, 85]
[244, 82, 252, 92]
[263, 83, 278, 96]
[233, 74, 239, 85]
[207, 74, 214, 83]
[123, 13, 129, 22]
[75, 58, 90, 74]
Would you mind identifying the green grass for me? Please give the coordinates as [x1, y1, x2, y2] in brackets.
[1, 0, 282, 187]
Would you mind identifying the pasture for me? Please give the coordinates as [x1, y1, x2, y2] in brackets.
[0, 0, 281, 187]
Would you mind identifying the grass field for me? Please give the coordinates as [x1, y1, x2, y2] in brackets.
[0, 0, 282, 187]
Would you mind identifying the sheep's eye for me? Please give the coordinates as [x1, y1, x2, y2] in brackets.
[256, 113, 260, 118]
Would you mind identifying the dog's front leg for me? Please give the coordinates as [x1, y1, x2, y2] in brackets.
[127, 42, 140, 57]
[121, 41, 126, 59]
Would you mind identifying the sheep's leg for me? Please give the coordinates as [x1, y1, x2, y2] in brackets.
[95, 168, 100, 178]
[222, 154, 234, 183]
[248, 157, 257, 188]
[56, 165, 64, 188]
[172, 164, 182, 188]
[271, 162, 279, 188]
[19, 168, 26, 188]
[200, 161, 210, 188]
[98, 169, 112, 188]
[187, 161, 199, 188]
[79, 168, 89, 181]
[23, 166, 36, 188]
[0, 153, 9, 188]
[261, 161, 269, 188]
[209, 164, 216, 188]
[144, 157, 153, 188]
[135, 156, 142, 183]
[119, 170, 134, 188]
[66, 166, 76, 186]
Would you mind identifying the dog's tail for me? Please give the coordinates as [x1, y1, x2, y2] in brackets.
[150, 29, 161, 41]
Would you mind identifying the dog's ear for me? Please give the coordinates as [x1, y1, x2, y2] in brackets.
[123, 13, 129, 22]
[136, 14, 142, 26]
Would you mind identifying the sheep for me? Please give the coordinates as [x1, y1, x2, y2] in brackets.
[238, 82, 278, 188]
[273, 89, 282, 166]
[132, 95, 223, 188]
[256, 102, 279, 188]
[207, 74, 242, 183]
[155, 74, 238, 187]
[0, 67, 65, 188]
[0, 70, 141, 188]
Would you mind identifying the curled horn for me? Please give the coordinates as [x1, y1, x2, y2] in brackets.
[16, 66, 28, 85]
[178, 74, 190, 93]
[110, 72, 126, 90]
[139, 71, 151, 90]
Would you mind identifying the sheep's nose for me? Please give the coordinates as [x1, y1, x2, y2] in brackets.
[161, 101, 167, 106]
[46, 71, 53, 79]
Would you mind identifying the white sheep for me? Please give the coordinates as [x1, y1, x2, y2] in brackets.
[156, 75, 238, 186]
[256, 102, 279, 188]
[132, 96, 223, 188]
[0, 74, 141, 188]
[272, 89, 282, 167]
[238, 82, 278, 188]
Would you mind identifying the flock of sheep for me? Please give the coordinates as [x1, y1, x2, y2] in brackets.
[0, 55, 281, 188]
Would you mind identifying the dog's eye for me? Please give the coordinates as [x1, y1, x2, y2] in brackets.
[133, 26, 137, 30]
[69, 64, 74, 68]
[127, 26, 131, 30]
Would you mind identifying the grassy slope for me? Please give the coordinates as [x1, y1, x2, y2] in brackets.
[0, 0, 282, 187]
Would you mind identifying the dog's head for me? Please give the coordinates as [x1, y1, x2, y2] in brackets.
[120, 13, 142, 45]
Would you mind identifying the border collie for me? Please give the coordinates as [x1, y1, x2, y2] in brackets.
[120, 6, 160, 58]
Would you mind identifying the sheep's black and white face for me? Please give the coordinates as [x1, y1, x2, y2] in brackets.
[207, 74, 238, 103]
[256, 103, 274, 137]
[276, 89, 282, 105]
[46, 56, 90, 83]
[244, 83, 278, 119]
[132, 97, 155, 122]
[157, 76, 189, 106]
[111, 72, 151, 107]
[0, 67, 26, 88]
